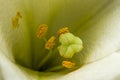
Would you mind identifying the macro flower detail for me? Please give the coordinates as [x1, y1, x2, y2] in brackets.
[36, 26, 82, 69]
[58, 32, 83, 58]
[37, 24, 48, 38]
[0, 0, 120, 80]
[57, 27, 69, 36]
[62, 60, 75, 69]
[45, 36, 56, 50]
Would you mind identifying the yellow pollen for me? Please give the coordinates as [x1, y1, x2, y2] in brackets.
[12, 12, 22, 29]
[37, 24, 48, 38]
[45, 36, 56, 50]
[58, 27, 69, 36]
[62, 61, 75, 69]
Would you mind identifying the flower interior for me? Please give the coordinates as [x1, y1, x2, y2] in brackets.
[1, 0, 120, 79]
[11, 12, 84, 72]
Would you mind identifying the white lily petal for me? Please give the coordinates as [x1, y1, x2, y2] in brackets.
[59, 52, 120, 80]
[0, 51, 29, 80]
[0, 50, 62, 80]
[73, 0, 120, 63]
[0, 0, 32, 68]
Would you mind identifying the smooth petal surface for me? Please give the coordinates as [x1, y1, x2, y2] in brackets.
[0, 51, 29, 80]
[0, 50, 61, 80]
[74, 0, 120, 63]
[59, 52, 120, 80]
[0, 0, 32, 68]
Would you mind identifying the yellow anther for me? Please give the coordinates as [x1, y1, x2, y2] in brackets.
[12, 12, 22, 29]
[45, 36, 56, 50]
[37, 24, 48, 38]
[62, 61, 75, 69]
[58, 27, 69, 36]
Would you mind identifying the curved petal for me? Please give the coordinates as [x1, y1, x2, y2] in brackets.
[0, 50, 62, 80]
[59, 52, 120, 80]
[75, 0, 120, 63]
[0, 0, 32, 68]
[0, 51, 29, 80]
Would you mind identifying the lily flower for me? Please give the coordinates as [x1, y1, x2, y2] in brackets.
[0, 0, 120, 80]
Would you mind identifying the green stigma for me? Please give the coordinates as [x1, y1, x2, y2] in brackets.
[58, 33, 83, 58]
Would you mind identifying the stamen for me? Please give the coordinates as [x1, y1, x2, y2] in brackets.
[62, 61, 75, 69]
[37, 24, 48, 38]
[12, 12, 22, 29]
[58, 27, 69, 36]
[45, 36, 56, 50]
